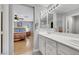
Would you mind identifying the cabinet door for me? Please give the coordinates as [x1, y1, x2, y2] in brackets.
[58, 43, 79, 55]
[46, 38, 57, 55]
[39, 35, 46, 55]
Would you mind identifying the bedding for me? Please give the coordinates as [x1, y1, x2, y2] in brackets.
[14, 32, 26, 42]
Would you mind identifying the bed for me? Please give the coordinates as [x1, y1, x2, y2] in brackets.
[14, 27, 26, 42]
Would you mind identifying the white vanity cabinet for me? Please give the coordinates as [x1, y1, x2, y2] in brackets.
[39, 33, 79, 55]
[39, 34, 57, 55]
[39, 35, 46, 55]
[57, 43, 79, 55]
[46, 38, 57, 55]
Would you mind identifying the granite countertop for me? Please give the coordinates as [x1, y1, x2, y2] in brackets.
[39, 31, 79, 51]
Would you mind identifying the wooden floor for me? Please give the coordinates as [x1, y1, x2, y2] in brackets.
[14, 37, 32, 55]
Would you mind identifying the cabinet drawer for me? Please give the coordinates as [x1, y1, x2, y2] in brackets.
[46, 38, 56, 47]
[58, 43, 79, 55]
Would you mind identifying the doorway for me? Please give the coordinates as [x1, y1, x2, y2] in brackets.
[13, 5, 34, 55]
[14, 21, 33, 55]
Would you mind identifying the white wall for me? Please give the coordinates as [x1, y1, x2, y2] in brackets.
[33, 5, 40, 51]
[56, 14, 63, 27]
[55, 13, 64, 32]
[72, 17, 76, 33]
[72, 16, 79, 34]
[2, 4, 10, 55]
[13, 4, 33, 20]
[75, 16, 79, 34]
[61, 8, 79, 33]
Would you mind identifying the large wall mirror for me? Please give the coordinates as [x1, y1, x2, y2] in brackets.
[48, 13, 53, 29]
[40, 4, 79, 35]
[40, 16, 47, 29]
[52, 4, 79, 35]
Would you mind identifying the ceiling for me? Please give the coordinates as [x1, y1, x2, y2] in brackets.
[22, 4, 79, 14]
[22, 4, 36, 8]
[39, 4, 50, 8]
[55, 4, 79, 13]
[23, 4, 50, 8]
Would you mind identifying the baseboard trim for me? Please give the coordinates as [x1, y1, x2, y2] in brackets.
[32, 49, 39, 53]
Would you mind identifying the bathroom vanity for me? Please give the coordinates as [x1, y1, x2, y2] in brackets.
[38, 4, 79, 55]
[39, 31, 79, 55]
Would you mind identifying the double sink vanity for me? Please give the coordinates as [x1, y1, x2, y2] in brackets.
[38, 4, 79, 55]
[39, 31, 79, 55]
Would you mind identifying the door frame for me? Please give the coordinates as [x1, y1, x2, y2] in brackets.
[0, 4, 10, 55]
[9, 4, 35, 55]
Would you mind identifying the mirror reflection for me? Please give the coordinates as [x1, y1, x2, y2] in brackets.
[66, 15, 79, 34]
[40, 16, 47, 28]
[48, 14, 53, 28]
[40, 4, 79, 34]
